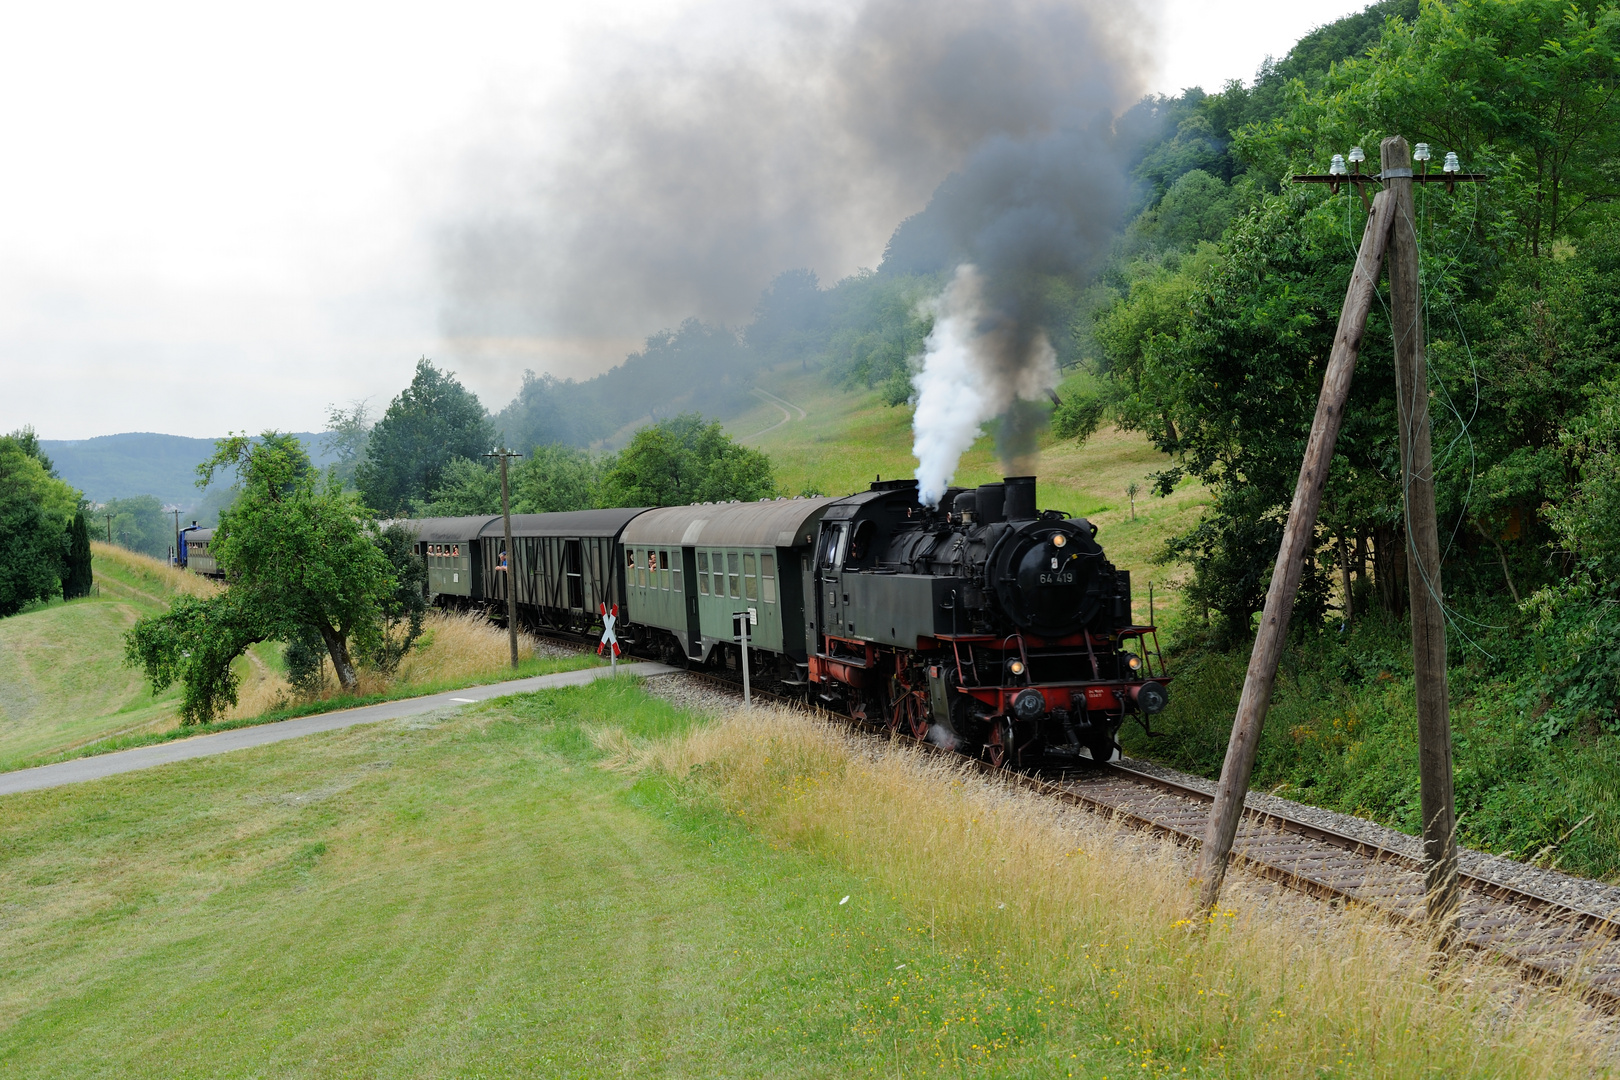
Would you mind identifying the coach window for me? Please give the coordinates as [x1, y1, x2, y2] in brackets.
[760, 554, 777, 603]
[743, 553, 758, 601]
[727, 552, 741, 598]
[671, 554, 682, 594]
[659, 550, 671, 590]
[696, 552, 709, 595]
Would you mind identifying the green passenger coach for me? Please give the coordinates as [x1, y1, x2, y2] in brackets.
[413, 516, 500, 602]
[620, 497, 838, 668]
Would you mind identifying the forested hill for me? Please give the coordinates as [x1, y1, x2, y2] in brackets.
[492, 0, 1419, 450]
[43, 432, 337, 504]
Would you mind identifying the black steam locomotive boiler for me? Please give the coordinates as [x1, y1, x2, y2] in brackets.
[805, 475, 1168, 766]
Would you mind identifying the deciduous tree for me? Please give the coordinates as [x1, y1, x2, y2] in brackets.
[356, 360, 495, 516]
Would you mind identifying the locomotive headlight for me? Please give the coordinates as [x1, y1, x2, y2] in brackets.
[1127, 653, 1143, 672]
[1008, 659, 1026, 676]
[1051, 533, 1067, 548]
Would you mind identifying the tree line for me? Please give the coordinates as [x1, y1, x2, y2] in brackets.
[336, 358, 783, 520]
[1089, 0, 1620, 743]
[0, 428, 93, 615]
[120, 360, 784, 723]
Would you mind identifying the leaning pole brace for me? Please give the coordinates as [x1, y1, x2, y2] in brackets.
[1194, 180, 1396, 914]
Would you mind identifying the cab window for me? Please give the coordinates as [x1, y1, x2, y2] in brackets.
[818, 524, 846, 571]
[847, 520, 875, 565]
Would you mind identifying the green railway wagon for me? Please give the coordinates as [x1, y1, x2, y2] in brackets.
[413, 516, 500, 602]
[620, 497, 838, 665]
[478, 509, 647, 635]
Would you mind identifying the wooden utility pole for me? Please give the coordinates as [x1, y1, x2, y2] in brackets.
[1196, 137, 1469, 927]
[1385, 135, 1459, 923]
[486, 448, 522, 669]
[1195, 187, 1396, 910]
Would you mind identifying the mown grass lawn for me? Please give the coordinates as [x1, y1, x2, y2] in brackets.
[0, 678, 1599, 1077]
[0, 679, 1132, 1077]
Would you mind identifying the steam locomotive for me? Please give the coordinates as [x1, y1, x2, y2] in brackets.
[804, 476, 1167, 766]
[315, 475, 1169, 766]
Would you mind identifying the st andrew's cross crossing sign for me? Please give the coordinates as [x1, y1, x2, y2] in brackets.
[598, 602, 621, 658]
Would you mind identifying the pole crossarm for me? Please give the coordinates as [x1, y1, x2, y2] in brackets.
[1291, 173, 1489, 184]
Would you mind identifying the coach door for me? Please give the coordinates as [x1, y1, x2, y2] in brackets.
[680, 547, 702, 658]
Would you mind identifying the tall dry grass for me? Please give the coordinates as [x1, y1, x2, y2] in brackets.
[90, 541, 218, 600]
[617, 705, 1607, 1078]
[229, 609, 551, 718]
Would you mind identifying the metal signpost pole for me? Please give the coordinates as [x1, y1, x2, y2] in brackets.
[736, 611, 752, 706]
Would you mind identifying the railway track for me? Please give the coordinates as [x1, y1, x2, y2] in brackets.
[638, 662, 1620, 1013]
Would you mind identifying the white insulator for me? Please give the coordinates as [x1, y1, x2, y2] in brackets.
[1329, 154, 1347, 176]
[1348, 146, 1365, 163]
[1414, 142, 1432, 162]
[1443, 151, 1461, 173]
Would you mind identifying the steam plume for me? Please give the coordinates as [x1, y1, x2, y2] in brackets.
[436, 0, 1150, 384]
[905, 126, 1129, 504]
[912, 265, 1059, 506]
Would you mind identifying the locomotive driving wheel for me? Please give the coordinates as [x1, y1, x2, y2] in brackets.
[984, 719, 1016, 769]
[888, 691, 930, 741]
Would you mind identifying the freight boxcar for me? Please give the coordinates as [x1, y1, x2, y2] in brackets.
[477, 509, 647, 635]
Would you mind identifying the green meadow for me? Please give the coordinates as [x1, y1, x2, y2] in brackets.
[0, 678, 1595, 1078]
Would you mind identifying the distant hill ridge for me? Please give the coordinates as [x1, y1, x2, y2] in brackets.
[42, 431, 338, 504]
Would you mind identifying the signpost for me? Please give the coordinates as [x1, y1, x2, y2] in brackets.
[734, 609, 754, 705]
[599, 602, 620, 676]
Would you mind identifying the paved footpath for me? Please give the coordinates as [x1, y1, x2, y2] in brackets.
[0, 662, 680, 798]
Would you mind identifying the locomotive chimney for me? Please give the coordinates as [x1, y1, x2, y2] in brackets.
[975, 482, 1006, 524]
[952, 490, 978, 522]
[1003, 476, 1037, 520]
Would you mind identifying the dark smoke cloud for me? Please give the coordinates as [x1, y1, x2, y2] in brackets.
[436, 0, 1152, 380]
[899, 125, 1130, 495]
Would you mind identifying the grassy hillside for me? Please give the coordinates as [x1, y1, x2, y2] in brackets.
[0, 678, 1594, 1076]
[731, 365, 1206, 629]
[0, 545, 224, 771]
[0, 545, 597, 773]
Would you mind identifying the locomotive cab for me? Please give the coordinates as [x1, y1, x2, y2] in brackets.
[806, 475, 1169, 767]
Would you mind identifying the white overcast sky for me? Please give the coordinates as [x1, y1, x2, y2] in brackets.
[0, 0, 1371, 440]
